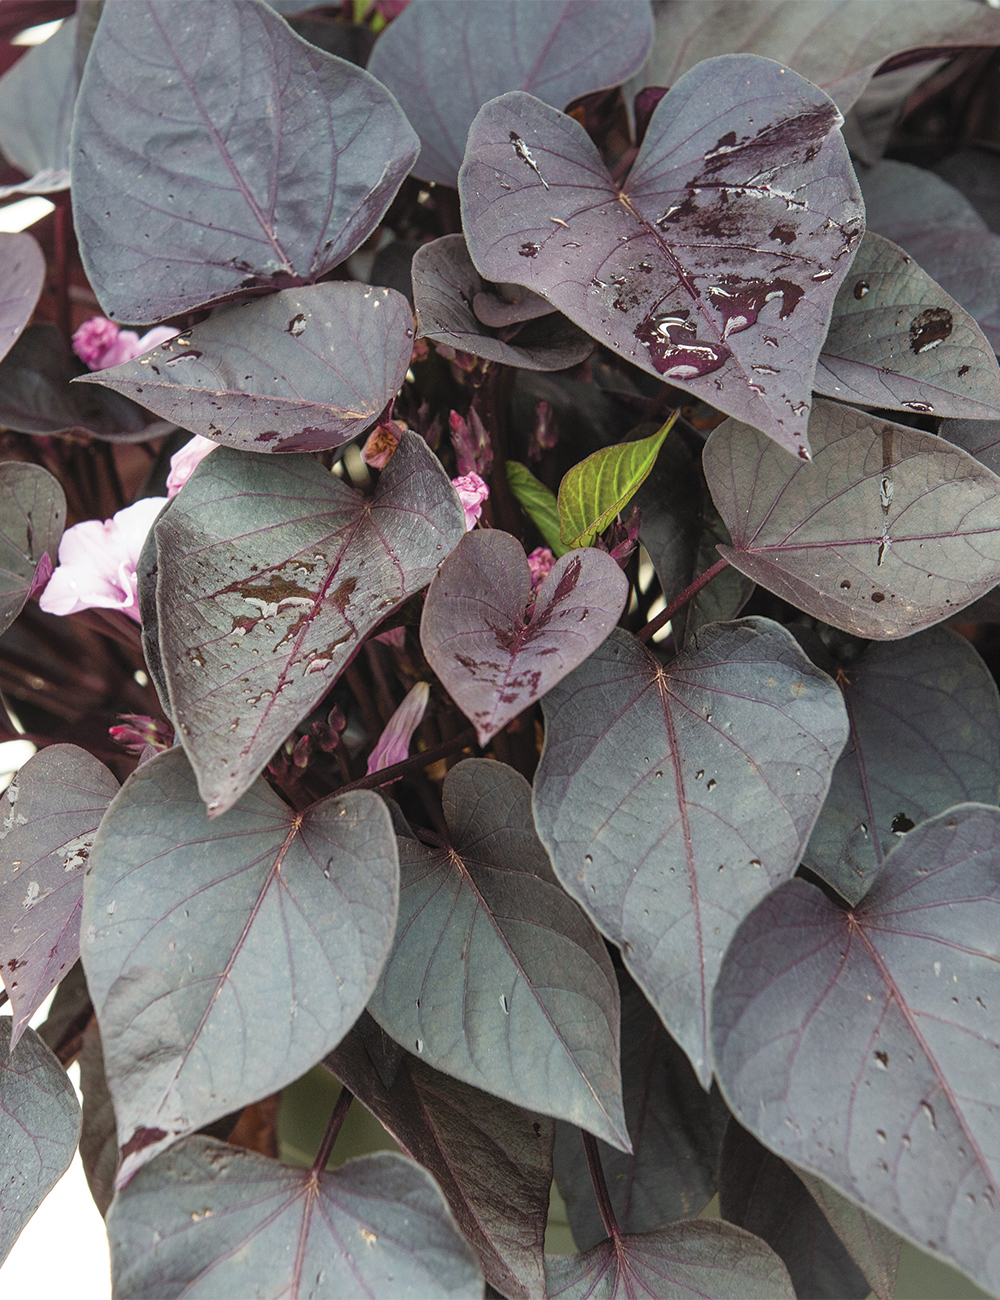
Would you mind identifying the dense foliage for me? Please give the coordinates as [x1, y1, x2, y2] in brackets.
[3, 1, 1000, 1296]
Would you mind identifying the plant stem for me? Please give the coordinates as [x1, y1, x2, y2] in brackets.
[637, 556, 730, 645]
[582, 1131, 620, 1242]
[336, 726, 477, 793]
[310, 1086, 354, 1176]
[475, 365, 520, 537]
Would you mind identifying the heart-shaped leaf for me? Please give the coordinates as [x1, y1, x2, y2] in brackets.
[0, 234, 44, 366]
[368, 759, 629, 1150]
[941, 417, 1000, 478]
[327, 1025, 552, 1300]
[704, 399, 1000, 639]
[154, 432, 464, 815]
[72, 0, 419, 323]
[860, 160, 1000, 350]
[505, 462, 567, 557]
[76, 284, 415, 453]
[544, 1219, 795, 1300]
[108, 1137, 484, 1298]
[713, 802, 1000, 1297]
[459, 56, 864, 459]
[558, 420, 672, 548]
[0, 461, 65, 638]
[81, 747, 399, 1185]
[420, 530, 628, 745]
[0, 14, 77, 191]
[412, 235, 594, 372]
[554, 973, 728, 1253]
[804, 628, 1000, 905]
[719, 1119, 899, 1300]
[533, 621, 848, 1085]
[368, 0, 653, 187]
[814, 232, 1000, 419]
[0, 1020, 81, 1265]
[0, 743, 118, 1049]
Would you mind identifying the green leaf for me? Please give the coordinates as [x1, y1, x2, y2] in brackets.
[558, 415, 675, 548]
[506, 460, 568, 556]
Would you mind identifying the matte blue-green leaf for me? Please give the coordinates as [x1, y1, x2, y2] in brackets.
[0, 14, 76, 192]
[0, 233, 45, 366]
[0, 459, 65, 638]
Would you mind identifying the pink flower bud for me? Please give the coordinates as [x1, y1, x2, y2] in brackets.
[366, 681, 430, 776]
[449, 407, 493, 477]
[166, 435, 218, 497]
[526, 546, 556, 589]
[72, 316, 179, 371]
[109, 714, 173, 756]
[451, 472, 489, 530]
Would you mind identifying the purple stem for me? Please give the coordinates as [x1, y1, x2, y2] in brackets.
[310, 1086, 354, 1176]
[336, 726, 478, 793]
[637, 556, 730, 645]
[583, 1131, 620, 1242]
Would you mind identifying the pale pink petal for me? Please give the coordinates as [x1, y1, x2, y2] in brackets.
[452, 472, 489, 530]
[135, 325, 181, 355]
[97, 329, 142, 369]
[167, 435, 218, 497]
[527, 546, 556, 589]
[366, 681, 430, 775]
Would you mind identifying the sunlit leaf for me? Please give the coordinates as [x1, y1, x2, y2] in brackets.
[558, 420, 672, 548]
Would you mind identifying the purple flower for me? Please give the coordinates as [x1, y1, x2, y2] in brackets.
[166, 435, 218, 498]
[72, 316, 179, 371]
[452, 472, 489, 530]
[449, 407, 493, 477]
[38, 496, 168, 623]
[526, 546, 556, 589]
[366, 681, 430, 775]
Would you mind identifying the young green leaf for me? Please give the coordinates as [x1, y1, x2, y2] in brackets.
[558, 417, 674, 548]
[505, 461, 568, 556]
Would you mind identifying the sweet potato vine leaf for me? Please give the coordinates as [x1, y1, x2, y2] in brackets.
[81, 747, 399, 1185]
[0, 14, 77, 195]
[421, 530, 628, 745]
[108, 1138, 483, 1299]
[713, 803, 1000, 1297]
[0, 234, 45, 366]
[704, 399, 1000, 639]
[0, 744, 118, 1049]
[76, 284, 415, 454]
[558, 419, 672, 548]
[367, 759, 629, 1150]
[153, 432, 465, 816]
[0, 460, 65, 638]
[71, 0, 419, 323]
[459, 55, 864, 459]
[532, 621, 848, 1086]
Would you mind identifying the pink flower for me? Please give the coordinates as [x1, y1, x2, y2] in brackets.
[38, 496, 167, 623]
[527, 546, 556, 589]
[452, 472, 489, 530]
[109, 714, 173, 756]
[449, 407, 493, 477]
[166, 435, 218, 498]
[72, 316, 179, 371]
[366, 681, 430, 775]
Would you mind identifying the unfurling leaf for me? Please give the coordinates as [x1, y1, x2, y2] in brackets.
[558, 418, 673, 548]
[505, 461, 568, 557]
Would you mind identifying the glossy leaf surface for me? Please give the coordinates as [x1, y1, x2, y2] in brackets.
[108, 1138, 484, 1298]
[815, 232, 1000, 419]
[554, 974, 728, 1253]
[0, 461, 65, 638]
[81, 747, 399, 1184]
[0, 1020, 80, 1266]
[713, 804, 1000, 1297]
[155, 432, 464, 815]
[0, 14, 76, 190]
[72, 0, 419, 323]
[368, 760, 629, 1149]
[544, 1219, 794, 1300]
[369, 0, 653, 186]
[0, 744, 118, 1048]
[0, 234, 45, 366]
[533, 622, 848, 1085]
[804, 628, 1000, 905]
[558, 420, 670, 548]
[78, 284, 415, 453]
[704, 399, 1000, 639]
[505, 462, 567, 557]
[421, 531, 627, 745]
[327, 1026, 552, 1300]
[459, 57, 864, 458]
[412, 235, 593, 372]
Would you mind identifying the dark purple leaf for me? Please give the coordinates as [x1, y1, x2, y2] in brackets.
[108, 1137, 484, 1298]
[420, 530, 628, 746]
[368, 759, 629, 1150]
[0, 13, 76, 192]
[76, 284, 415, 453]
[797, 1167, 901, 1300]
[941, 416, 1000, 478]
[459, 56, 864, 459]
[412, 236, 594, 372]
[154, 432, 464, 815]
[544, 1219, 795, 1299]
[72, 0, 419, 323]
[0, 743, 118, 1049]
[933, 149, 1000, 235]
[0, 233, 44, 366]
[327, 1025, 552, 1300]
[0, 1019, 80, 1265]
[860, 161, 1000, 351]
[0, 461, 65, 638]
[554, 973, 729, 1252]
[804, 628, 1000, 905]
[815, 232, 1000, 420]
[80, 746, 399, 1185]
[533, 621, 848, 1085]
[368, 0, 653, 187]
[712, 803, 1000, 1297]
[704, 399, 1000, 639]
[36, 960, 91, 1060]
[78, 1019, 116, 1217]
[0, 323, 170, 442]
